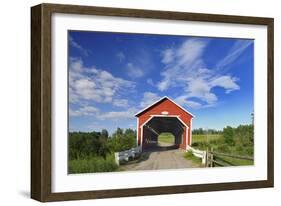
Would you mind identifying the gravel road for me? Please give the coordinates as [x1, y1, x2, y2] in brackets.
[120, 143, 198, 171]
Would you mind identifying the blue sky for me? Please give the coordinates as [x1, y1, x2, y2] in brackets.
[68, 31, 254, 134]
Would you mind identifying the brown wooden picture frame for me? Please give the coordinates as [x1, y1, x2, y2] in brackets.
[31, 3, 274, 202]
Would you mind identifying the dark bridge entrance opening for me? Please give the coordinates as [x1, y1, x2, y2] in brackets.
[142, 116, 186, 151]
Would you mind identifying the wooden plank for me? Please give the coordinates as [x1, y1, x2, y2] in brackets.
[211, 152, 254, 161]
[212, 160, 229, 167]
[214, 156, 235, 166]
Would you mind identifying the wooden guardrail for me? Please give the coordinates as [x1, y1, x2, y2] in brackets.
[187, 146, 207, 165]
[205, 148, 254, 167]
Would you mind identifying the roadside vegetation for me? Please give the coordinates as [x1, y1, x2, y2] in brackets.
[187, 124, 254, 166]
[68, 128, 136, 174]
[184, 151, 202, 166]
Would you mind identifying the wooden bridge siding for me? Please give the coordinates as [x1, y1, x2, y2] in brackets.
[142, 126, 158, 148]
[137, 98, 192, 149]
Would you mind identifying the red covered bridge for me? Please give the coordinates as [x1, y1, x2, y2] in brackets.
[135, 96, 194, 151]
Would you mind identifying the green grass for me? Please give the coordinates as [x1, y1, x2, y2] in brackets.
[191, 134, 224, 151]
[68, 153, 118, 174]
[158, 132, 175, 144]
[192, 134, 222, 143]
[184, 151, 202, 166]
[191, 134, 254, 167]
[214, 155, 253, 166]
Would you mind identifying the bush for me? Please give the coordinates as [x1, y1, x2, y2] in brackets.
[223, 126, 235, 146]
[68, 154, 118, 174]
[109, 128, 136, 152]
[191, 142, 199, 147]
[217, 143, 231, 153]
[68, 128, 137, 174]
[68, 131, 111, 160]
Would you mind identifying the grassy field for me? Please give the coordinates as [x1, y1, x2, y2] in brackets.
[68, 153, 118, 174]
[192, 134, 222, 144]
[190, 134, 253, 166]
[158, 132, 175, 144]
[214, 155, 253, 166]
[184, 151, 202, 166]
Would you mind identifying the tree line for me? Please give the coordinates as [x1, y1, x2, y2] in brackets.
[68, 128, 136, 161]
[191, 124, 254, 156]
[223, 125, 253, 149]
[192, 128, 222, 135]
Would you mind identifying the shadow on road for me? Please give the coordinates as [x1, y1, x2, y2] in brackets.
[135, 143, 180, 163]
[143, 144, 179, 152]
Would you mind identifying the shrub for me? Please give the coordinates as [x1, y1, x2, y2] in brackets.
[223, 126, 235, 146]
[68, 154, 118, 174]
[191, 142, 199, 147]
[217, 143, 231, 153]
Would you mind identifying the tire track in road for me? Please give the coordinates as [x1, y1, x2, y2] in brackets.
[120, 146, 198, 171]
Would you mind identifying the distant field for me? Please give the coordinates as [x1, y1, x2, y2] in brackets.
[190, 134, 253, 166]
[192, 134, 222, 144]
[158, 133, 222, 145]
[158, 133, 175, 144]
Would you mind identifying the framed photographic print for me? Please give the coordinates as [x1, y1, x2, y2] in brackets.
[31, 3, 274, 202]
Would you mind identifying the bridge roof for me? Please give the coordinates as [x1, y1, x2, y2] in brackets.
[134, 96, 194, 118]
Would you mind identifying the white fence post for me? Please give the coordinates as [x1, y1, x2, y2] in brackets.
[188, 146, 207, 166]
[202, 151, 206, 165]
[114, 152, 119, 166]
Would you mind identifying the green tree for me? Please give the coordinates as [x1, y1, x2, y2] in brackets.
[223, 126, 234, 146]
[100, 129, 109, 139]
[68, 131, 111, 160]
[109, 128, 136, 152]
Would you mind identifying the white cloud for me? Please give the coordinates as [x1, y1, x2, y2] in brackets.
[113, 99, 129, 108]
[157, 79, 170, 91]
[157, 38, 243, 108]
[210, 76, 240, 93]
[215, 40, 253, 73]
[96, 108, 136, 120]
[69, 106, 99, 117]
[146, 78, 154, 86]
[187, 78, 218, 104]
[70, 103, 136, 120]
[140, 92, 161, 108]
[69, 58, 135, 105]
[158, 38, 207, 91]
[69, 36, 89, 56]
[175, 96, 203, 109]
[126, 63, 144, 78]
[176, 38, 207, 66]
[161, 48, 174, 64]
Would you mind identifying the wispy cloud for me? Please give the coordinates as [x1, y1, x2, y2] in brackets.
[70, 104, 136, 120]
[126, 63, 144, 78]
[69, 36, 90, 56]
[174, 96, 203, 109]
[161, 48, 174, 64]
[69, 58, 135, 105]
[112, 99, 129, 108]
[215, 40, 253, 73]
[157, 38, 207, 91]
[146, 78, 154, 86]
[69, 105, 99, 117]
[96, 108, 137, 121]
[157, 38, 244, 109]
[140, 92, 161, 108]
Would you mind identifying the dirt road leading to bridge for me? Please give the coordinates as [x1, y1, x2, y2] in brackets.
[120, 145, 199, 171]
